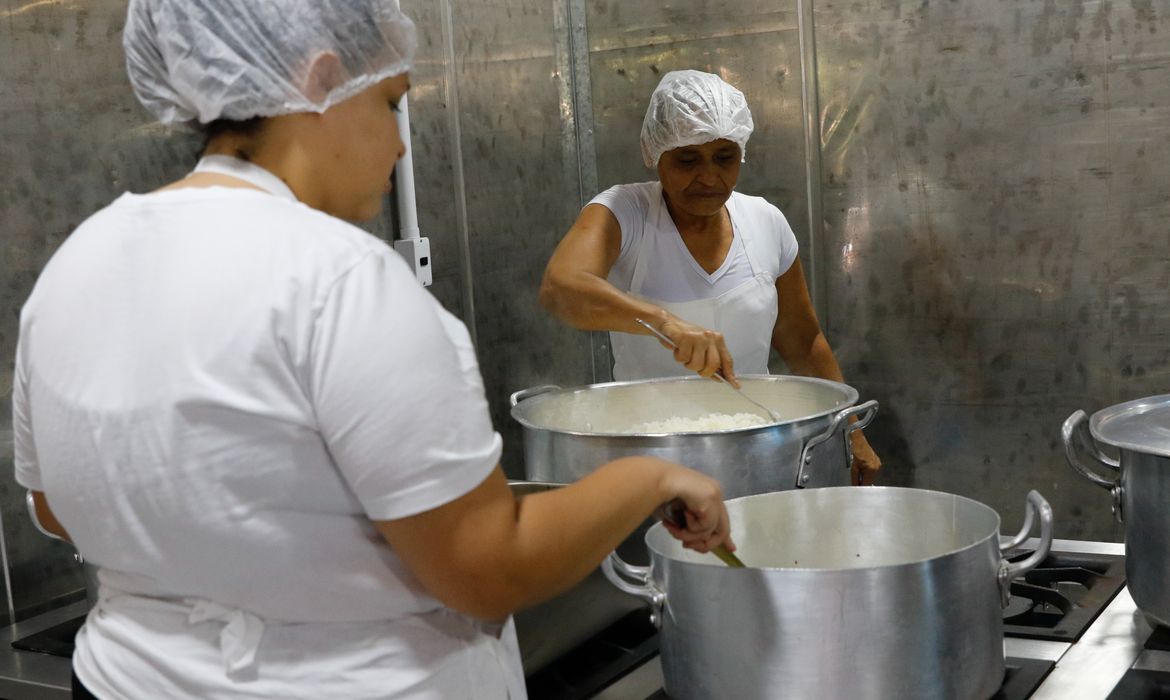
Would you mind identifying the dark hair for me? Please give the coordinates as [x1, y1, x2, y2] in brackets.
[197, 116, 267, 160]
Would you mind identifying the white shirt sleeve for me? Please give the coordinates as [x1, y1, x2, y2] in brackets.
[308, 249, 502, 521]
[588, 183, 651, 262]
[12, 331, 40, 491]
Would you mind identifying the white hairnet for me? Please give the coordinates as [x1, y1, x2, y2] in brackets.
[123, 0, 417, 125]
[640, 70, 754, 169]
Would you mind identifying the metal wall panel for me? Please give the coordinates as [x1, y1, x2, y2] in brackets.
[815, 0, 1170, 539]
[441, 0, 597, 478]
[1, 0, 142, 622]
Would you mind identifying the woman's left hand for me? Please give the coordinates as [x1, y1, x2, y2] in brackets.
[850, 433, 881, 486]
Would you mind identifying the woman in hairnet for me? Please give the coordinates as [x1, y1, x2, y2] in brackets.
[541, 70, 880, 484]
[14, 4, 734, 698]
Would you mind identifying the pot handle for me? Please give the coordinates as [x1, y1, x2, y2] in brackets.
[1062, 410, 1125, 522]
[1062, 410, 1121, 489]
[509, 384, 561, 408]
[996, 490, 1054, 607]
[26, 490, 65, 542]
[796, 400, 879, 488]
[601, 553, 666, 628]
[27, 490, 85, 566]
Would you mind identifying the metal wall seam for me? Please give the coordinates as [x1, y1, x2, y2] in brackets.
[0, 505, 13, 624]
[796, 0, 829, 328]
[556, 0, 612, 383]
[439, 0, 478, 346]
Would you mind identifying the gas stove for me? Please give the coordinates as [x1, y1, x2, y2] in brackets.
[529, 539, 1164, 700]
[2, 541, 1152, 699]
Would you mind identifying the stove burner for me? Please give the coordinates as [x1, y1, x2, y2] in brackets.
[643, 657, 1055, 700]
[10, 614, 84, 657]
[1143, 625, 1170, 652]
[1001, 549, 1126, 642]
[1106, 668, 1170, 699]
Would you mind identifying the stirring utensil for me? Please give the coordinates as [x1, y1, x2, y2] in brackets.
[633, 317, 783, 423]
[656, 498, 745, 568]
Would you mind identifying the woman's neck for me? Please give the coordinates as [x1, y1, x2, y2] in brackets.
[201, 127, 322, 208]
[662, 192, 728, 238]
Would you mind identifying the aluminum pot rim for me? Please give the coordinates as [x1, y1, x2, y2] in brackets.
[509, 374, 860, 437]
[1089, 393, 1170, 460]
[645, 486, 1003, 573]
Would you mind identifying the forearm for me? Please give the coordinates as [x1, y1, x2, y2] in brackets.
[540, 270, 671, 335]
[502, 457, 672, 608]
[779, 333, 874, 450]
[382, 459, 678, 620]
[779, 330, 844, 382]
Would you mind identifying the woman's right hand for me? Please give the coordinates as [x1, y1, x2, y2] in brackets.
[658, 318, 738, 387]
[656, 464, 735, 555]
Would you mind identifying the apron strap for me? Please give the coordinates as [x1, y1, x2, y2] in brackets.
[726, 194, 765, 278]
[187, 600, 266, 675]
[627, 183, 665, 295]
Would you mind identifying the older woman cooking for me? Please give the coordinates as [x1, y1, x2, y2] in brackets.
[541, 69, 881, 485]
[15, 4, 734, 698]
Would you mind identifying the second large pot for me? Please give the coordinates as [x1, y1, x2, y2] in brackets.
[1064, 396, 1170, 626]
[511, 376, 878, 496]
[604, 487, 1053, 700]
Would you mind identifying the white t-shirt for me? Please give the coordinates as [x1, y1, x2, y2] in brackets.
[589, 181, 800, 302]
[13, 182, 516, 698]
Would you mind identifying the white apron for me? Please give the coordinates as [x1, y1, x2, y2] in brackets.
[611, 192, 779, 381]
[79, 155, 528, 699]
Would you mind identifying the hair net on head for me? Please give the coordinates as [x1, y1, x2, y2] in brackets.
[123, 0, 417, 125]
[640, 70, 754, 169]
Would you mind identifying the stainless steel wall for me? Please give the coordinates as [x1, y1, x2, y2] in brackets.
[815, 0, 1170, 540]
[1, 0, 143, 623]
[2, 0, 1164, 620]
[426, 0, 597, 479]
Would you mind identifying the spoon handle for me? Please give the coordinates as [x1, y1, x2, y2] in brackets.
[633, 318, 782, 423]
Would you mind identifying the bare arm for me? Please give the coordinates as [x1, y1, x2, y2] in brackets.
[540, 204, 737, 383]
[30, 491, 71, 543]
[376, 458, 731, 621]
[540, 204, 673, 333]
[773, 260, 881, 484]
[772, 259, 842, 379]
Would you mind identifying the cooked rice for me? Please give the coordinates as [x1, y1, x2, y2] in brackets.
[631, 412, 768, 433]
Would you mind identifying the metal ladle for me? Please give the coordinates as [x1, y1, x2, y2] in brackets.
[634, 317, 783, 423]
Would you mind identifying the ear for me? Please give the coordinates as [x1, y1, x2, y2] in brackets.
[302, 51, 346, 103]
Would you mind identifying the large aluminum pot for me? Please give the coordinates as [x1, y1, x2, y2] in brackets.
[603, 487, 1054, 700]
[510, 376, 878, 496]
[1064, 397, 1170, 626]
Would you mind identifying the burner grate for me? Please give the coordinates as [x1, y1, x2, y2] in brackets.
[1001, 550, 1126, 642]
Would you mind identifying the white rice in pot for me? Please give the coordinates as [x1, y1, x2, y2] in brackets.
[631, 412, 768, 433]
